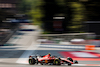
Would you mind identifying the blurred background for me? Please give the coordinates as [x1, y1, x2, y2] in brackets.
[0, 0, 100, 46]
[0, 0, 100, 66]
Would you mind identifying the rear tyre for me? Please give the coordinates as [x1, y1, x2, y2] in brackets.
[53, 59, 61, 65]
[29, 58, 36, 65]
[29, 59, 32, 65]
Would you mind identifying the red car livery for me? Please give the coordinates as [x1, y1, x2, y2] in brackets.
[28, 54, 78, 66]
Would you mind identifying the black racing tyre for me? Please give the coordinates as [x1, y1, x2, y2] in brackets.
[53, 59, 61, 65]
[29, 59, 32, 65]
[68, 63, 71, 66]
[74, 60, 78, 64]
[29, 58, 36, 65]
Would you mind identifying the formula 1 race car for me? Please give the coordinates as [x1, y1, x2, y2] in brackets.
[28, 53, 78, 66]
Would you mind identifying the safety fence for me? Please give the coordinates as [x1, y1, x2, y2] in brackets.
[38, 33, 95, 44]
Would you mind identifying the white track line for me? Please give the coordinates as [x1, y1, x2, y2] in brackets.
[72, 64, 86, 66]
[40, 45, 85, 49]
[66, 64, 100, 66]
[16, 42, 40, 64]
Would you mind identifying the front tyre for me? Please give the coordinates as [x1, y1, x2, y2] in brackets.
[74, 60, 78, 64]
[68, 63, 71, 66]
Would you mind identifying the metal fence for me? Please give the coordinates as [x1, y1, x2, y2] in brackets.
[38, 33, 95, 43]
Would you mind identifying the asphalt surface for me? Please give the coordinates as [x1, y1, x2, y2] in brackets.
[0, 25, 100, 67]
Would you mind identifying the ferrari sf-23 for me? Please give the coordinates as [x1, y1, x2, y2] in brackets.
[28, 53, 78, 66]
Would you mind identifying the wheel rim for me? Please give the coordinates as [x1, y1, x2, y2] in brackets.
[29, 60, 31, 64]
[55, 61, 58, 64]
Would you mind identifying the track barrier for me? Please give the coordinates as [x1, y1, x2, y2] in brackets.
[85, 45, 95, 50]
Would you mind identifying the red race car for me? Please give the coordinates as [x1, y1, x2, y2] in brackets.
[28, 53, 78, 66]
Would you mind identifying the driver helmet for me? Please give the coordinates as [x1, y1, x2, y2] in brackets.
[67, 57, 70, 59]
[48, 53, 51, 56]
